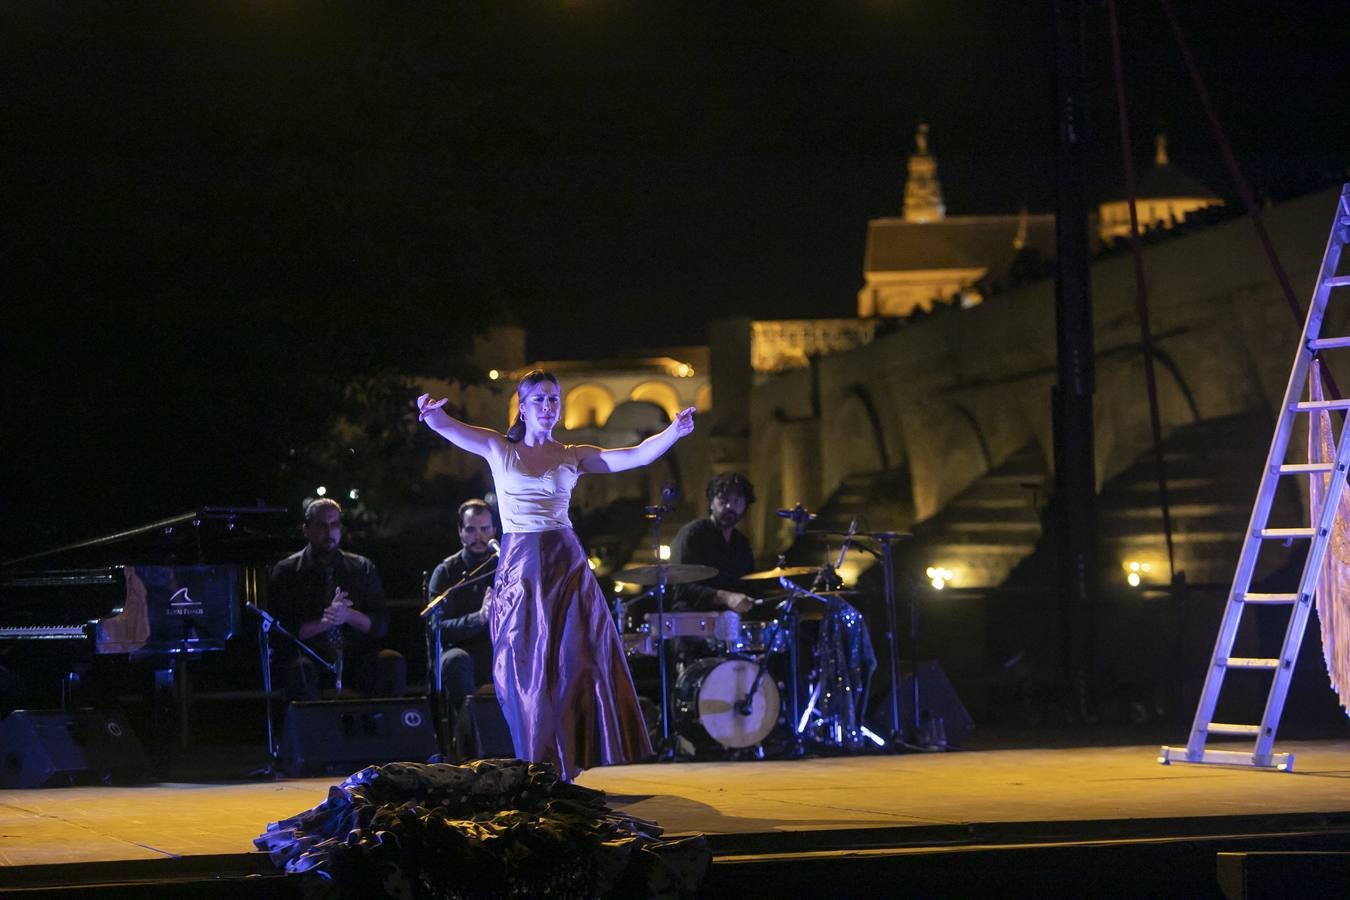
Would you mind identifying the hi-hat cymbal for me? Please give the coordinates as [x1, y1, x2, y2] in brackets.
[739, 565, 820, 581]
[615, 563, 718, 586]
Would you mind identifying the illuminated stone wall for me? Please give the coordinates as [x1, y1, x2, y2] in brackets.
[749, 318, 879, 374]
[736, 186, 1342, 583]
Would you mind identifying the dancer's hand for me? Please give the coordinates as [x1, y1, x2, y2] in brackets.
[670, 406, 696, 439]
[416, 392, 448, 422]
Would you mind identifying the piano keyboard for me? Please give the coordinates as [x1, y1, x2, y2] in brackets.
[0, 625, 88, 640]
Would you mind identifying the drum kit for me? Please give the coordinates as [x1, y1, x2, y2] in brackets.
[614, 559, 879, 759]
[620, 491, 923, 760]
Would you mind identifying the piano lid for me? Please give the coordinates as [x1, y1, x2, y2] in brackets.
[1, 506, 293, 570]
[0, 568, 125, 629]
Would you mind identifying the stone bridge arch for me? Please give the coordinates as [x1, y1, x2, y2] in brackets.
[1094, 349, 1201, 487]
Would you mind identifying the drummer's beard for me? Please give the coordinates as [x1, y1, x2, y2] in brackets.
[714, 509, 741, 530]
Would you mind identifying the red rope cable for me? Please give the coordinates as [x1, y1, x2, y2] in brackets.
[1107, 0, 1176, 583]
[1158, 0, 1341, 401]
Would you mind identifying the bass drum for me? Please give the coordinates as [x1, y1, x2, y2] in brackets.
[674, 656, 781, 750]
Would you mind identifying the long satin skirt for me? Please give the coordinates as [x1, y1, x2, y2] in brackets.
[487, 528, 653, 780]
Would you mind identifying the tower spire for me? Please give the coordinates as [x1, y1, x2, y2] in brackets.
[903, 123, 946, 223]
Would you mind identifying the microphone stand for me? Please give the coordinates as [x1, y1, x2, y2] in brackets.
[245, 602, 336, 778]
[421, 552, 498, 760]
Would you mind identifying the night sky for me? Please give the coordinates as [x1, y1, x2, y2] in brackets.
[3, 1, 1347, 551]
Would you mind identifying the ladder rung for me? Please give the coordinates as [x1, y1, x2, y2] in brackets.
[1294, 399, 1350, 411]
[1224, 657, 1280, 670]
[1278, 462, 1336, 474]
[1258, 528, 1316, 539]
[1328, 275, 1350, 288]
[1310, 336, 1350, 350]
[1206, 723, 1262, 737]
[1237, 592, 1300, 605]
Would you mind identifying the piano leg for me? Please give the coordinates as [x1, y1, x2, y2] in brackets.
[152, 657, 192, 756]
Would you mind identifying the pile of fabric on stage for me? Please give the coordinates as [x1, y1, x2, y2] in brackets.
[255, 758, 709, 899]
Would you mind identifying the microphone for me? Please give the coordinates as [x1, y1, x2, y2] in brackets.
[644, 483, 682, 517]
[776, 503, 816, 535]
[488, 538, 501, 555]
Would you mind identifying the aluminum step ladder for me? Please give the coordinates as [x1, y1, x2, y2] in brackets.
[1159, 184, 1350, 771]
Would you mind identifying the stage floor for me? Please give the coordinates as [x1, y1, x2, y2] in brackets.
[4, 741, 1350, 871]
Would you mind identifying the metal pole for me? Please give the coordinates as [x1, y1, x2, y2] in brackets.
[1051, 0, 1100, 720]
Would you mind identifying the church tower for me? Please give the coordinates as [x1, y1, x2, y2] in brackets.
[902, 123, 946, 224]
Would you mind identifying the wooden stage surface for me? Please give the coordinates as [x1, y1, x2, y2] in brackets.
[5, 740, 1350, 873]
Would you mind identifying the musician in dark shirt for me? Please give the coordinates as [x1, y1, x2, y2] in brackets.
[268, 498, 405, 699]
[669, 472, 757, 614]
[426, 499, 498, 713]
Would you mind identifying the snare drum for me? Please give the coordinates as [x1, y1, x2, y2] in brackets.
[674, 656, 780, 750]
[645, 611, 740, 643]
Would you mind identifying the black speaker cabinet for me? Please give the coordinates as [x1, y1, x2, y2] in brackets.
[869, 660, 976, 745]
[281, 697, 438, 777]
[0, 708, 149, 789]
[452, 694, 514, 761]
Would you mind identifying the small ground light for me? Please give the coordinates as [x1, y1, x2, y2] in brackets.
[659, 544, 671, 561]
[489, 369, 500, 380]
[315, 486, 327, 497]
[1125, 560, 1151, 587]
[926, 566, 953, 590]
[348, 488, 359, 500]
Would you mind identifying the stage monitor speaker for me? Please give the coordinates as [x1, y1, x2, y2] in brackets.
[0, 708, 149, 789]
[453, 693, 514, 760]
[869, 660, 976, 746]
[281, 697, 438, 778]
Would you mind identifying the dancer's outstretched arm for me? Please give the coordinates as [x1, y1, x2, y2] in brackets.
[416, 393, 503, 458]
[577, 407, 695, 474]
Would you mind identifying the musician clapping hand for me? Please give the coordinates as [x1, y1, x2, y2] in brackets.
[322, 587, 355, 626]
[322, 586, 372, 631]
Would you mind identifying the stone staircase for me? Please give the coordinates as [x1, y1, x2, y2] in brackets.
[1096, 412, 1296, 588]
[900, 443, 1049, 590]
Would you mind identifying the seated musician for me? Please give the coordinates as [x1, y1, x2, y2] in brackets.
[426, 499, 498, 725]
[267, 498, 405, 700]
[669, 472, 758, 616]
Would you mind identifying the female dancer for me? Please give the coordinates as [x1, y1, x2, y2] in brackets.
[417, 371, 695, 780]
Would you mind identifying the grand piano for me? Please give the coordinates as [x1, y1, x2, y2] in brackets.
[0, 507, 291, 733]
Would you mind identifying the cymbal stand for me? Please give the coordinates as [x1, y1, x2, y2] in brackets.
[244, 602, 336, 778]
[643, 502, 679, 761]
[870, 532, 922, 749]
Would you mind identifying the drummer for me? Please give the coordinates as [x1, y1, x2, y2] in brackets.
[669, 472, 757, 616]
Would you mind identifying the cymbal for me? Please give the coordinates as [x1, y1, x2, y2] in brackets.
[739, 565, 820, 581]
[615, 563, 718, 586]
[764, 589, 859, 603]
[810, 529, 913, 540]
